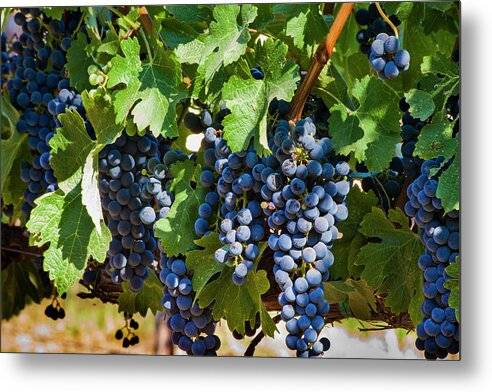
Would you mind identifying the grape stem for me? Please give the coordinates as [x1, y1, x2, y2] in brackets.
[0, 246, 42, 258]
[288, 3, 354, 123]
[375, 2, 399, 39]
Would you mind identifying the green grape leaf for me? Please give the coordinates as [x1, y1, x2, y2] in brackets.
[436, 155, 460, 213]
[414, 121, 457, 161]
[396, 8, 447, 91]
[0, 93, 19, 134]
[106, 37, 142, 88]
[1, 141, 30, 218]
[329, 76, 401, 172]
[222, 38, 299, 154]
[118, 272, 163, 317]
[383, 2, 414, 19]
[404, 89, 435, 121]
[0, 95, 25, 194]
[197, 267, 276, 337]
[49, 110, 95, 193]
[26, 184, 111, 294]
[421, 54, 459, 79]
[81, 92, 125, 231]
[414, 120, 459, 212]
[355, 208, 424, 316]
[408, 275, 425, 327]
[176, 4, 257, 99]
[108, 38, 185, 137]
[324, 279, 377, 320]
[444, 259, 460, 321]
[331, 7, 362, 66]
[285, 4, 328, 53]
[82, 91, 124, 145]
[158, 5, 211, 49]
[1, 259, 51, 320]
[154, 160, 205, 256]
[66, 32, 95, 92]
[331, 187, 378, 280]
[165, 5, 212, 25]
[420, 55, 459, 118]
[185, 233, 224, 298]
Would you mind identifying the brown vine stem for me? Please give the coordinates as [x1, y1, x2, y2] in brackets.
[1, 246, 42, 258]
[288, 3, 354, 123]
[138, 6, 153, 35]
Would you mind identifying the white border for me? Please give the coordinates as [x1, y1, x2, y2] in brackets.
[2, 0, 492, 390]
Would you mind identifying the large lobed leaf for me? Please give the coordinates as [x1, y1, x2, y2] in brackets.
[197, 266, 276, 338]
[1, 95, 29, 216]
[324, 279, 377, 320]
[222, 38, 299, 155]
[331, 187, 378, 280]
[118, 272, 163, 317]
[175, 4, 257, 100]
[444, 259, 460, 321]
[355, 208, 424, 322]
[26, 184, 111, 294]
[185, 233, 224, 298]
[154, 160, 205, 256]
[329, 76, 401, 172]
[107, 37, 186, 137]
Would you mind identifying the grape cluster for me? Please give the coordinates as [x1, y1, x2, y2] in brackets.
[355, 3, 401, 56]
[4, 9, 83, 216]
[99, 133, 180, 291]
[44, 294, 66, 320]
[115, 313, 140, 348]
[369, 32, 410, 79]
[48, 88, 95, 135]
[404, 158, 460, 359]
[194, 118, 267, 285]
[261, 117, 350, 357]
[159, 254, 221, 355]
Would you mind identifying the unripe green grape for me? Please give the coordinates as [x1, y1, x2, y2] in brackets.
[89, 73, 99, 86]
[87, 64, 98, 75]
[126, 121, 137, 136]
[96, 75, 105, 85]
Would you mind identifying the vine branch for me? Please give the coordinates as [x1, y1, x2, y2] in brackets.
[262, 291, 414, 331]
[288, 3, 354, 123]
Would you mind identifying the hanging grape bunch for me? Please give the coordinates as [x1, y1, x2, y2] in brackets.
[355, 3, 401, 55]
[355, 3, 410, 79]
[369, 32, 410, 79]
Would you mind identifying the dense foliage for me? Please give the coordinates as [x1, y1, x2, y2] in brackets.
[1, 3, 460, 359]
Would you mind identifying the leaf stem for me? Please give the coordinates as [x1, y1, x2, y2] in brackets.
[107, 6, 139, 30]
[375, 2, 399, 39]
[139, 29, 153, 63]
